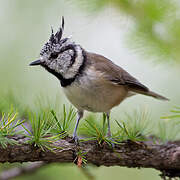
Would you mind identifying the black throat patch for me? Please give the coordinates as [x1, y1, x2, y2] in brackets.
[41, 49, 87, 87]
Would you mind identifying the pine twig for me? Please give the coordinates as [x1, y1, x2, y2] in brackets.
[1, 136, 180, 179]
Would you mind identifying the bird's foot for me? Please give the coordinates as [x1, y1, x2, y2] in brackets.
[107, 138, 115, 149]
[106, 135, 115, 149]
[69, 134, 79, 145]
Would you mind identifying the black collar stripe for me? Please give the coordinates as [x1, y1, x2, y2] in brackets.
[42, 49, 86, 87]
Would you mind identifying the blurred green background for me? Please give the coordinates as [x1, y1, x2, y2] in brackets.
[0, 0, 180, 179]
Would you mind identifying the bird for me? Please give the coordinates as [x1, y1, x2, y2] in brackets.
[30, 17, 168, 144]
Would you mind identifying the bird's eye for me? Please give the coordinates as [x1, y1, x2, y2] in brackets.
[50, 52, 59, 59]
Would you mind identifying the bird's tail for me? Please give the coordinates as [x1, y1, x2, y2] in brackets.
[141, 90, 169, 101]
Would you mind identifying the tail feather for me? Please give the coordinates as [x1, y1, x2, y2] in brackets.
[130, 88, 169, 101]
[141, 90, 169, 101]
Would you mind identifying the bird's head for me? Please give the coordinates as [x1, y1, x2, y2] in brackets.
[30, 17, 84, 80]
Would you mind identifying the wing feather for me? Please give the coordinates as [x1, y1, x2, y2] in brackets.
[86, 52, 149, 92]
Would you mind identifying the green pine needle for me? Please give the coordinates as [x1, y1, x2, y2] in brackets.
[115, 110, 151, 142]
[76, 150, 87, 165]
[0, 108, 24, 148]
[50, 105, 76, 135]
[161, 106, 180, 120]
[157, 120, 180, 143]
[158, 106, 180, 142]
[23, 111, 65, 151]
[80, 114, 114, 145]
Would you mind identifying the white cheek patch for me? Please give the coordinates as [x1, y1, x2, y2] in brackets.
[55, 47, 81, 79]
[50, 61, 57, 71]
[59, 52, 72, 62]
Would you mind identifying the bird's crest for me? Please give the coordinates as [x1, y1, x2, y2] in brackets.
[49, 16, 64, 44]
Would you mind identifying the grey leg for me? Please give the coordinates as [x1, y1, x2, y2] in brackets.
[73, 110, 84, 144]
[106, 112, 111, 137]
[106, 111, 115, 148]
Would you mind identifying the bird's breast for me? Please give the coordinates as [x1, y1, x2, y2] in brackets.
[62, 68, 128, 112]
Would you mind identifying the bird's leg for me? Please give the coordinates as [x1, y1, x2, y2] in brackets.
[106, 112, 115, 148]
[72, 110, 84, 144]
[106, 112, 111, 137]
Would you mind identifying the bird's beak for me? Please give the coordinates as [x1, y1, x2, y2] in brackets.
[29, 59, 41, 66]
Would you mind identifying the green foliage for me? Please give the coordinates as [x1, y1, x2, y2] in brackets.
[0, 109, 24, 148]
[0, 101, 76, 151]
[80, 110, 152, 146]
[161, 106, 180, 120]
[157, 106, 180, 142]
[114, 110, 151, 142]
[0, 135, 18, 149]
[80, 114, 115, 146]
[22, 111, 65, 151]
[50, 105, 76, 134]
[157, 120, 179, 143]
[75, 150, 87, 165]
[75, 0, 180, 63]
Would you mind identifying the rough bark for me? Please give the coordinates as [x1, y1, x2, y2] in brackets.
[1, 135, 180, 178]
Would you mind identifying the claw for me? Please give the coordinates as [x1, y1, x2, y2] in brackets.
[69, 135, 79, 145]
[107, 137, 115, 149]
[110, 141, 115, 149]
[70, 111, 83, 145]
[73, 135, 79, 145]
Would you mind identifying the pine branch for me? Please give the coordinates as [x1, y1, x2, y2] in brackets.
[1, 136, 180, 178]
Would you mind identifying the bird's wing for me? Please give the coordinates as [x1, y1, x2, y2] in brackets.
[86, 52, 149, 92]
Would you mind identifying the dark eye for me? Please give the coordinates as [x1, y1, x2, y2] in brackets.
[50, 52, 59, 59]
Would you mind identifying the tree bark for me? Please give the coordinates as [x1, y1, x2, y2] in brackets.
[1, 135, 180, 178]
